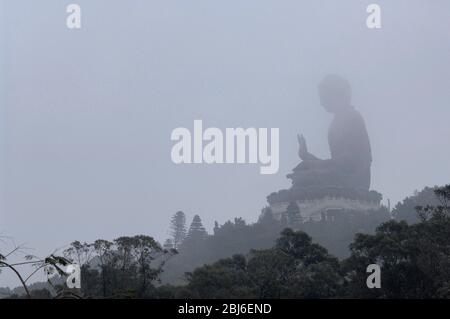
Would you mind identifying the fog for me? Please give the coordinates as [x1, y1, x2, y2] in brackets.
[1, 0, 450, 287]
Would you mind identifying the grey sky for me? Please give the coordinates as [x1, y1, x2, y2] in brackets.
[1, 0, 450, 287]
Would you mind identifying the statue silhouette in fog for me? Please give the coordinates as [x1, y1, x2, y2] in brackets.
[287, 74, 372, 191]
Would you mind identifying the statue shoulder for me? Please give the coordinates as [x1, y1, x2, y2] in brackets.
[348, 107, 364, 120]
[345, 108, 368, 129]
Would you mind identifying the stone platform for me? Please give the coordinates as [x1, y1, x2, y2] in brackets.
[266, 187, 382, 222]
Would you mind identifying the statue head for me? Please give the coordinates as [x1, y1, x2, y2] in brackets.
[318, 74, 352, 113]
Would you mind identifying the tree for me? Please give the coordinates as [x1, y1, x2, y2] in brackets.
[0, 251, 32, 298]
[392, 186, 440, 224]
[186, 215, 207, 241]
[64, 241, 94, 267]
[185, 255, 253, 298]
[92, 239, 114, 297]
[183, 228, 342, 298]
[343, 185, 450, 298]
[111, 235, 166, 297]
[0, 245, 74, 299]
[285, 201, 302, 226]
[266, 228, 341, 298]
[258, 207, 276, 226]
[129, 235, 165, 297]
[170, 211, 187, 249]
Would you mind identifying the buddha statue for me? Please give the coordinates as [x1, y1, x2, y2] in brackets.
[287, 74, 372, 191]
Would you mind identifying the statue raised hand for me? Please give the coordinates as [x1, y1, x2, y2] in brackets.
[297, 134, 318, 161]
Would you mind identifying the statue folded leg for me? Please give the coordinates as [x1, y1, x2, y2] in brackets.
[288, 159, 352, 189]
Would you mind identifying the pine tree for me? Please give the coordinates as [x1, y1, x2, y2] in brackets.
[170, 211, 187, 249]
[286, 201, 302, 226]
[259, 207, 275, 225]
[213, 221, 220, 235]
[187, 214, 207, 240]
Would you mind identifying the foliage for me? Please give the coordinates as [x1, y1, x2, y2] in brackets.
[392, 186, 440, 224]
[3, 185, 450, 299]
[63, 235, 176, 298]
[159, 185, 450, 299]
[177, 229, 342, 298]
[343, 185, 450, 298]
[170, 211, 187, 249]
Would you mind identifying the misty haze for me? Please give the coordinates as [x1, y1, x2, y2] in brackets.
[1, 0, 450, 301]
